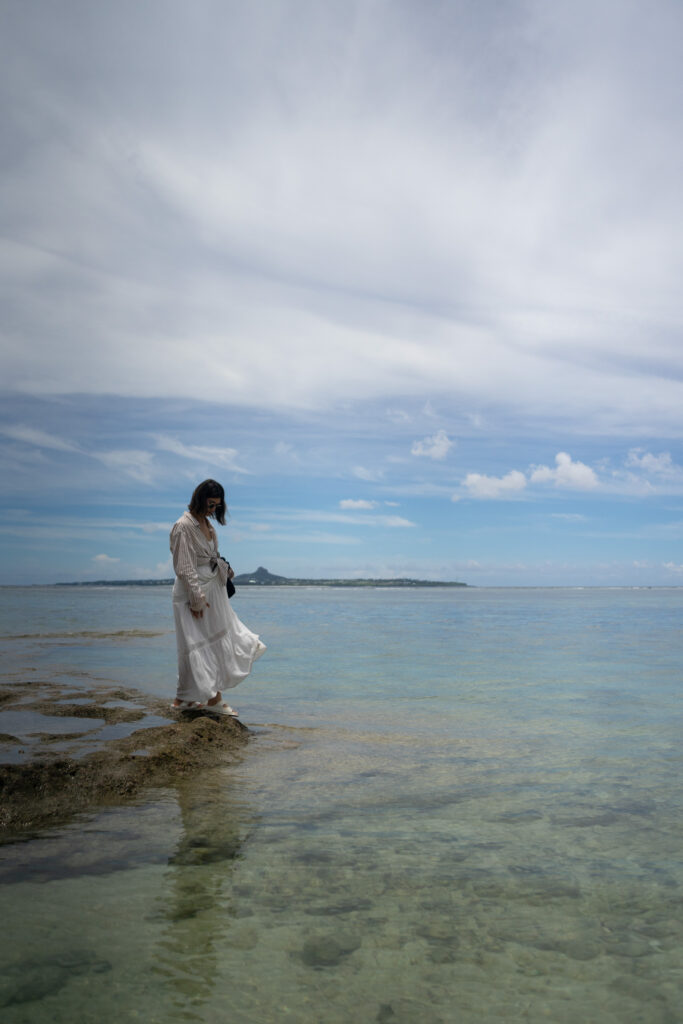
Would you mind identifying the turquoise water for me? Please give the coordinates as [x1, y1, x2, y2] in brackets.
[1, 586, 682, 1022]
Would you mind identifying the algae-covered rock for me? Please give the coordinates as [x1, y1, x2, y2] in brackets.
[0, 681, 249, 839]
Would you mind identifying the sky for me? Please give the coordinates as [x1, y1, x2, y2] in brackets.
[1, 0, 682, 586]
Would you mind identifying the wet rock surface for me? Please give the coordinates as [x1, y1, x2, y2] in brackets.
[0, 680, 249, 840]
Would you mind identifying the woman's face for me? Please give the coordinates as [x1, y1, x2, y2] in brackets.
[205, 497, 221, 517]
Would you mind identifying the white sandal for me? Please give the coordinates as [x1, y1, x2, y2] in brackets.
[170, 700, 204, 711]
[205, 701, 239, 718]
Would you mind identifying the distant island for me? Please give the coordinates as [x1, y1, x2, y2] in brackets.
[232, 567, 468, 588]
[56, 567, 468, 588]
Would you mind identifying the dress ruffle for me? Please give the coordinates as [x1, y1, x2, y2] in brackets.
[173, 569, 265, 703]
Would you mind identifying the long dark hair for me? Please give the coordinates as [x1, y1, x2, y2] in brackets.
[188, 479, 227, 524]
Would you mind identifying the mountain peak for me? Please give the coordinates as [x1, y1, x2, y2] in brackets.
[233, 566, 289, 584]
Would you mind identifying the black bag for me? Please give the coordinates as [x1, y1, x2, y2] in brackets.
[220, 558, 236, 599]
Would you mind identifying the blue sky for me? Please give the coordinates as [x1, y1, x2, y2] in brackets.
[1, 0, 682, 586]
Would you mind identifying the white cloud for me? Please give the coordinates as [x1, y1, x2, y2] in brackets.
[530, 452, 598, 490]
[94, 450, 156, 483]
[663, 561, 683, 574]
[353, 466, 384, 482]
[382, 516, 415, 528]
[462, 469, 527, 500]
[339, 499, 378, 510]
[604, 449, 683, 497]
[248, 507, 416, 529]
[625, 449, 678, 477]
[2, 2, 682, 439]
[385, 407, 413, 424]
[246, 531, 363, 546]
[0, 425, 79, 453]
[155, 436, 249, 473]
[140, 521, 174, 533]
[92, 553, 120, 564]
[274, 441, 298, 461]
[411, 430, 454, 460]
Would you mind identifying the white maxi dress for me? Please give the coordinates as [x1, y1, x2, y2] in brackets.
[170, 511, 266, 704]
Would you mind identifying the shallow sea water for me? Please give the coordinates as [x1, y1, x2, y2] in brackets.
[1, 585, 682, 1022]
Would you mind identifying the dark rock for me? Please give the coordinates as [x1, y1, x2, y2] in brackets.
[493, 809, 543, 823]
[304, 899, 373, 916]
[0, 966, 68, 1007]
[553, 811, 620, 827]
[299, 933, 360, 967]
[0, 951, 111, 1008]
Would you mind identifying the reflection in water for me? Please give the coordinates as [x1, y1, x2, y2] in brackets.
[152, 772, 254, 1020]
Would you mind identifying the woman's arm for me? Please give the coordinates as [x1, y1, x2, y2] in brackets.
[170, 523, 207, 612]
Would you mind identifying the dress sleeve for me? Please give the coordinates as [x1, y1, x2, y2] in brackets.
[170, 523, 206, 611]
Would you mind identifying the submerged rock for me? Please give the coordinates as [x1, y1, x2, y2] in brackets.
[298, 933, 360, 967]
[604, 934, 655, 958]
[492, 809, 544, 824]
[0, 950, 111, 1008]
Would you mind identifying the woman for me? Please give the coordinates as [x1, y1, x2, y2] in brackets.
[170, 479, 265, 716]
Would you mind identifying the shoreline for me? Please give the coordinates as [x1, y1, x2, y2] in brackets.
[0, 680, 249, 841]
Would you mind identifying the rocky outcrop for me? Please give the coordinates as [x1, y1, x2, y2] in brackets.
[0, 681, 248, 839]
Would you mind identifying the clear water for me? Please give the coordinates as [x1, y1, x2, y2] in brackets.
[1, 586, 682, 1023]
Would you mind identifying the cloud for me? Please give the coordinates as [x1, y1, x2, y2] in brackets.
[248, 507, 416, 529]
[140, 521, 174, 533]
[462, 469, 527, 500]
[1, 2, 682, 438]
[381, 516, 415, 528]
[353, 466, 384, 482]
[411, 430, 454, 460]
[274, 441, 298, 461]
[530, 452, 598, 490]
[246, 531, 363, 546]
[604, 449, 683, 497]
[625, 449, 678, 477]
[339, 499, 378, 510]
[94, 450, 156, 483]
[92, 553, 120, 564]
[0, 425, 79, 453]
[155, 436, 249, 474]
[385, 407, 414, 424]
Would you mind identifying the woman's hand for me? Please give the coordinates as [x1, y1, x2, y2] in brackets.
[191, 602, 210, 619]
